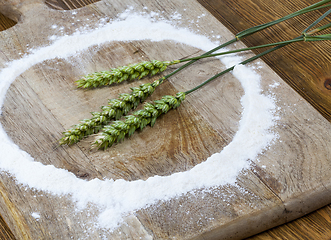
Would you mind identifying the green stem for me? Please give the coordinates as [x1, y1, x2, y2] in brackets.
[302, 8, 331, 35]
[159, 2, 331, 83]
[236, 0, 331, 39]
[305, 33, 331, 41]
[185, 21, 331, 95]
[178, 38, 304, 62]
[184, 42, 293, 95]
[179, 31, 331, 62]
[159, 38, 237, 83]
[307, 21, 331, 35]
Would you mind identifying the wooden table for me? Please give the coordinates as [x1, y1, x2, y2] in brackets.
[0, 0, 330, 239]
[198, 0, 331, 239]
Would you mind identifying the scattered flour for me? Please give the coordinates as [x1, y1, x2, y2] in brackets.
[0, 12, 277, 230]
[31, 212, 41, 220]
[270, 82, 280, 88]
[171, 12, 182, 20]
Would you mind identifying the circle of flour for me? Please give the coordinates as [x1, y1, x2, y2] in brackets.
[0, 13, 277, 229]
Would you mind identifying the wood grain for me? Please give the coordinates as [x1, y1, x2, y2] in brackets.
[45, 0, 100, 10]
[0, 1, 274, 239]
[197, 0, 331, 239]
[0, 0, 330, 239]
[247, 205, 331, 239]
[197, 0, 331, 122]
[0, 13, 16, 31]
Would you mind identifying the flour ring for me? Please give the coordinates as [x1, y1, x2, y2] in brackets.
[0, 13, 277, 229]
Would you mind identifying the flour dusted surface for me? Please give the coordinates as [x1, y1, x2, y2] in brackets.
[0, 10, 278, 231]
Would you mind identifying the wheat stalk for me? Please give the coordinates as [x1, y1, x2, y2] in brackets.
[76, 1, 331, 89]
[93, 92, 185, 150]
[59, 79, 164, 145]
[59, 1, 331, 149]
[76, 60, 178, 88]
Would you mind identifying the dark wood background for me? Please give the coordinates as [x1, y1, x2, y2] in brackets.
[0, 0, 330, 239]
[196, 1, 331, 238]
[198, 0, 331, 122]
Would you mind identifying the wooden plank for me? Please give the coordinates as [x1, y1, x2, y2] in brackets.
[197, 0, 331, 122]
[136, 170, 284, 240]
[247, 205, 331, 239]
[45, 0, 100, 10]
[0, 13, 16, 31]
[0, 1, 326, 239]
[197, 0, 331, 238]
[0, 9, 18, 240]
[0, 0, 330, 239]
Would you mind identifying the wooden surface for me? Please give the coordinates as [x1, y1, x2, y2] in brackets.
[0, 0, 330, 239]
[198, 0, 331, 122]
[247, 205, 331, 239]
[45, 0, 100, 10]
[0, 13, 16, 31]
[197, 0, 331, 239]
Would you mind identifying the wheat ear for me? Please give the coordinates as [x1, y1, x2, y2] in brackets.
[59, 79, 164, 145]
[76, 60, 178, 89]
[93, 92, 185, 150]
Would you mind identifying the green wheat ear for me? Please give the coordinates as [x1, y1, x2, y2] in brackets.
[76, 60, 179, 88]
[61, 2, 331, 149]
[59, 79, 164, 145]
[93, 92, 185, 150]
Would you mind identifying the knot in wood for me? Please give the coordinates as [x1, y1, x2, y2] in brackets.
[324, 78, 331, 90]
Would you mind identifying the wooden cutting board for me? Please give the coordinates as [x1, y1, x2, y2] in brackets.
[0, 0, 330, 239]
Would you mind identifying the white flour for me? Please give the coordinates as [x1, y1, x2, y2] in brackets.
[0, 12, 277, 230]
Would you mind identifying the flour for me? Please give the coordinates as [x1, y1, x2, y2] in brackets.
[0, 12, 278, 230]
[31, 212, 41, 220]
